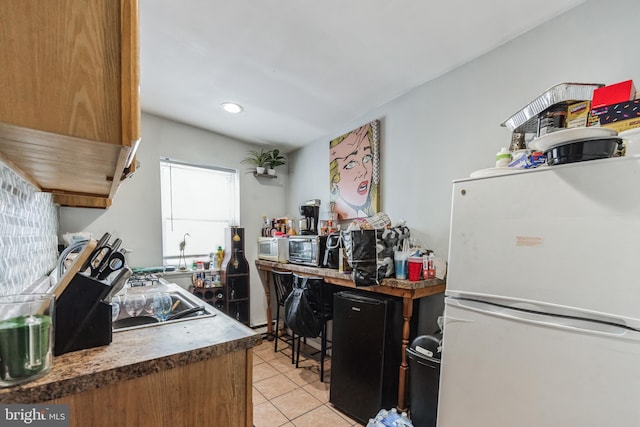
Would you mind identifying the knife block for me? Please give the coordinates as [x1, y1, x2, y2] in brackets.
[54, 273, 113, 356]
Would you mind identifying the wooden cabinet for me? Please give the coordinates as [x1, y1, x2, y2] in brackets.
[190, 271, 226, 310]
[221, 227, 251, 325]
[48, 347, 254, 427]
[191, 273, 250, 322]
[0, 0, 140, 208]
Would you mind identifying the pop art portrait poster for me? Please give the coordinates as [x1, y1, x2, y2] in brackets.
[329, 120, 380, 221]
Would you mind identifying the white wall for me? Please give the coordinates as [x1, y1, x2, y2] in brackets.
[59, 113, 289, 326]
[287, 0, 640, 259]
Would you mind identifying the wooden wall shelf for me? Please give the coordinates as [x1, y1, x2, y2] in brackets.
[253, 172, 277, 179]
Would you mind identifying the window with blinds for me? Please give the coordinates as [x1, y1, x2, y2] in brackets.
[160, 159, 239, 266]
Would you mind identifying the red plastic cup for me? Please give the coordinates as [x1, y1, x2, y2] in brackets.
[408, 257, 423, 281]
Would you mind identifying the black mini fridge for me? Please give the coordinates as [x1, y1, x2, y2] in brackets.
[329, 291, 405, 423]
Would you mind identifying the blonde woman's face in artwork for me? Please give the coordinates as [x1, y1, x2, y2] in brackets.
[331, 124, 373, 209]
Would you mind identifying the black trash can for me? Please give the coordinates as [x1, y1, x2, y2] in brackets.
[406, 333, 442, 427]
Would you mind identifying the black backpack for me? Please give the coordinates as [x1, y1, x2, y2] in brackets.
[284, 278, 322, 338]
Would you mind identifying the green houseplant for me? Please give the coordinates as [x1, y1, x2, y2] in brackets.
[266, 149, 286, 175]
[241, 149, 270, 174]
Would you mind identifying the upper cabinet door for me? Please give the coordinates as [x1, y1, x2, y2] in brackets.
[0, 0, 140, 208]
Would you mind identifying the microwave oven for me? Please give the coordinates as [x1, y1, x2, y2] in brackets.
[288, 235, 327, 267]
[257, 237, 289, 262]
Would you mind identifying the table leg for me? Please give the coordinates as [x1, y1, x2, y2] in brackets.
[397, 296, 413, 412]
[258, 269, 275, 341]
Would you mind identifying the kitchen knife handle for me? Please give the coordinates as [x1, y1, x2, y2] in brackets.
[110, 238, 122, 253]
[81, 232, 111, 272]
[96, 232, 112, 249]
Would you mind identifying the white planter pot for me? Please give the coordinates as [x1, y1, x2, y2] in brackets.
[256, 167, 266, 174]
[267, 168, 276, 176]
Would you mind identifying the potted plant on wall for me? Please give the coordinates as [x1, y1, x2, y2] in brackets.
[241, 149, 270, 174]
[266, 149, 286, 175]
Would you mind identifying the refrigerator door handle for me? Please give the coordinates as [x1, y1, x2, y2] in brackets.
[448, 298, 639, 339]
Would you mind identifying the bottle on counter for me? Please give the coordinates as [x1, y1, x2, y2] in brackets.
[216, 246, 224, 269]
[426, 253, 436, 279]
[261, 216, 270, 237]
[212, 272, 221, 287]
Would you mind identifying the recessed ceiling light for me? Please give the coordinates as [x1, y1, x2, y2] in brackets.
[221, 102, 244, 114]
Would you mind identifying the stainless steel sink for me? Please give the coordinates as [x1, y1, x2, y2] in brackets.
[111, 282, 216, 332]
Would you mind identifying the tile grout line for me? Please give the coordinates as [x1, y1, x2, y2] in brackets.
[254, 342, 360, 426]
[254, 370, 323, 425]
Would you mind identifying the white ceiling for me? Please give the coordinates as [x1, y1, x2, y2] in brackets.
[140, 0, 587, 151]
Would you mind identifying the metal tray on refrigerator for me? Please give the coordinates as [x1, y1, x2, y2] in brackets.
[501, 82, 604, 132]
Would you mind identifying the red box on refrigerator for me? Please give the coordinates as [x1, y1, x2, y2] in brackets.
[591, 80, 636, 110]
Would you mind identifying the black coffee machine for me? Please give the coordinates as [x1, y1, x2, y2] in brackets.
[299, 199, 320, 235]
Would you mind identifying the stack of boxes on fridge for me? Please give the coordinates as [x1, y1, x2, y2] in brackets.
[538, 79, 640, 134]
[500, 80, 640, 169]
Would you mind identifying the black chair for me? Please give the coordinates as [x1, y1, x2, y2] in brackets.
[293, 274, 335, 382]
[272, 270, 295, 363]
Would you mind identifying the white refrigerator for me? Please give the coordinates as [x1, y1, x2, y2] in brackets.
[438, 156, 640, 427]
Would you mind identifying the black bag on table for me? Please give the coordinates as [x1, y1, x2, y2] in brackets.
[344, 225, 411, 287]
[284, 278, 322, 338]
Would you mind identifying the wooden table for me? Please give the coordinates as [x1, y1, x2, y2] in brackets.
[255, 259, 446, 411]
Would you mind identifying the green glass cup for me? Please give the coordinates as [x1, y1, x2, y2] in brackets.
[0, 294, 54, 387]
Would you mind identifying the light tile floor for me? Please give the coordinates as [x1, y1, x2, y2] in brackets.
[252, 338, 365, 427]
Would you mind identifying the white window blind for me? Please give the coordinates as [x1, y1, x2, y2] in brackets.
[160, 159, 239, 265]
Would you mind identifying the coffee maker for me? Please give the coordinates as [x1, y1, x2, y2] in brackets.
[299, 199, 320, 235]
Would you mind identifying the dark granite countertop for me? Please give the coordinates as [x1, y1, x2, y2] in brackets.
[0, 310, 261, 403]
